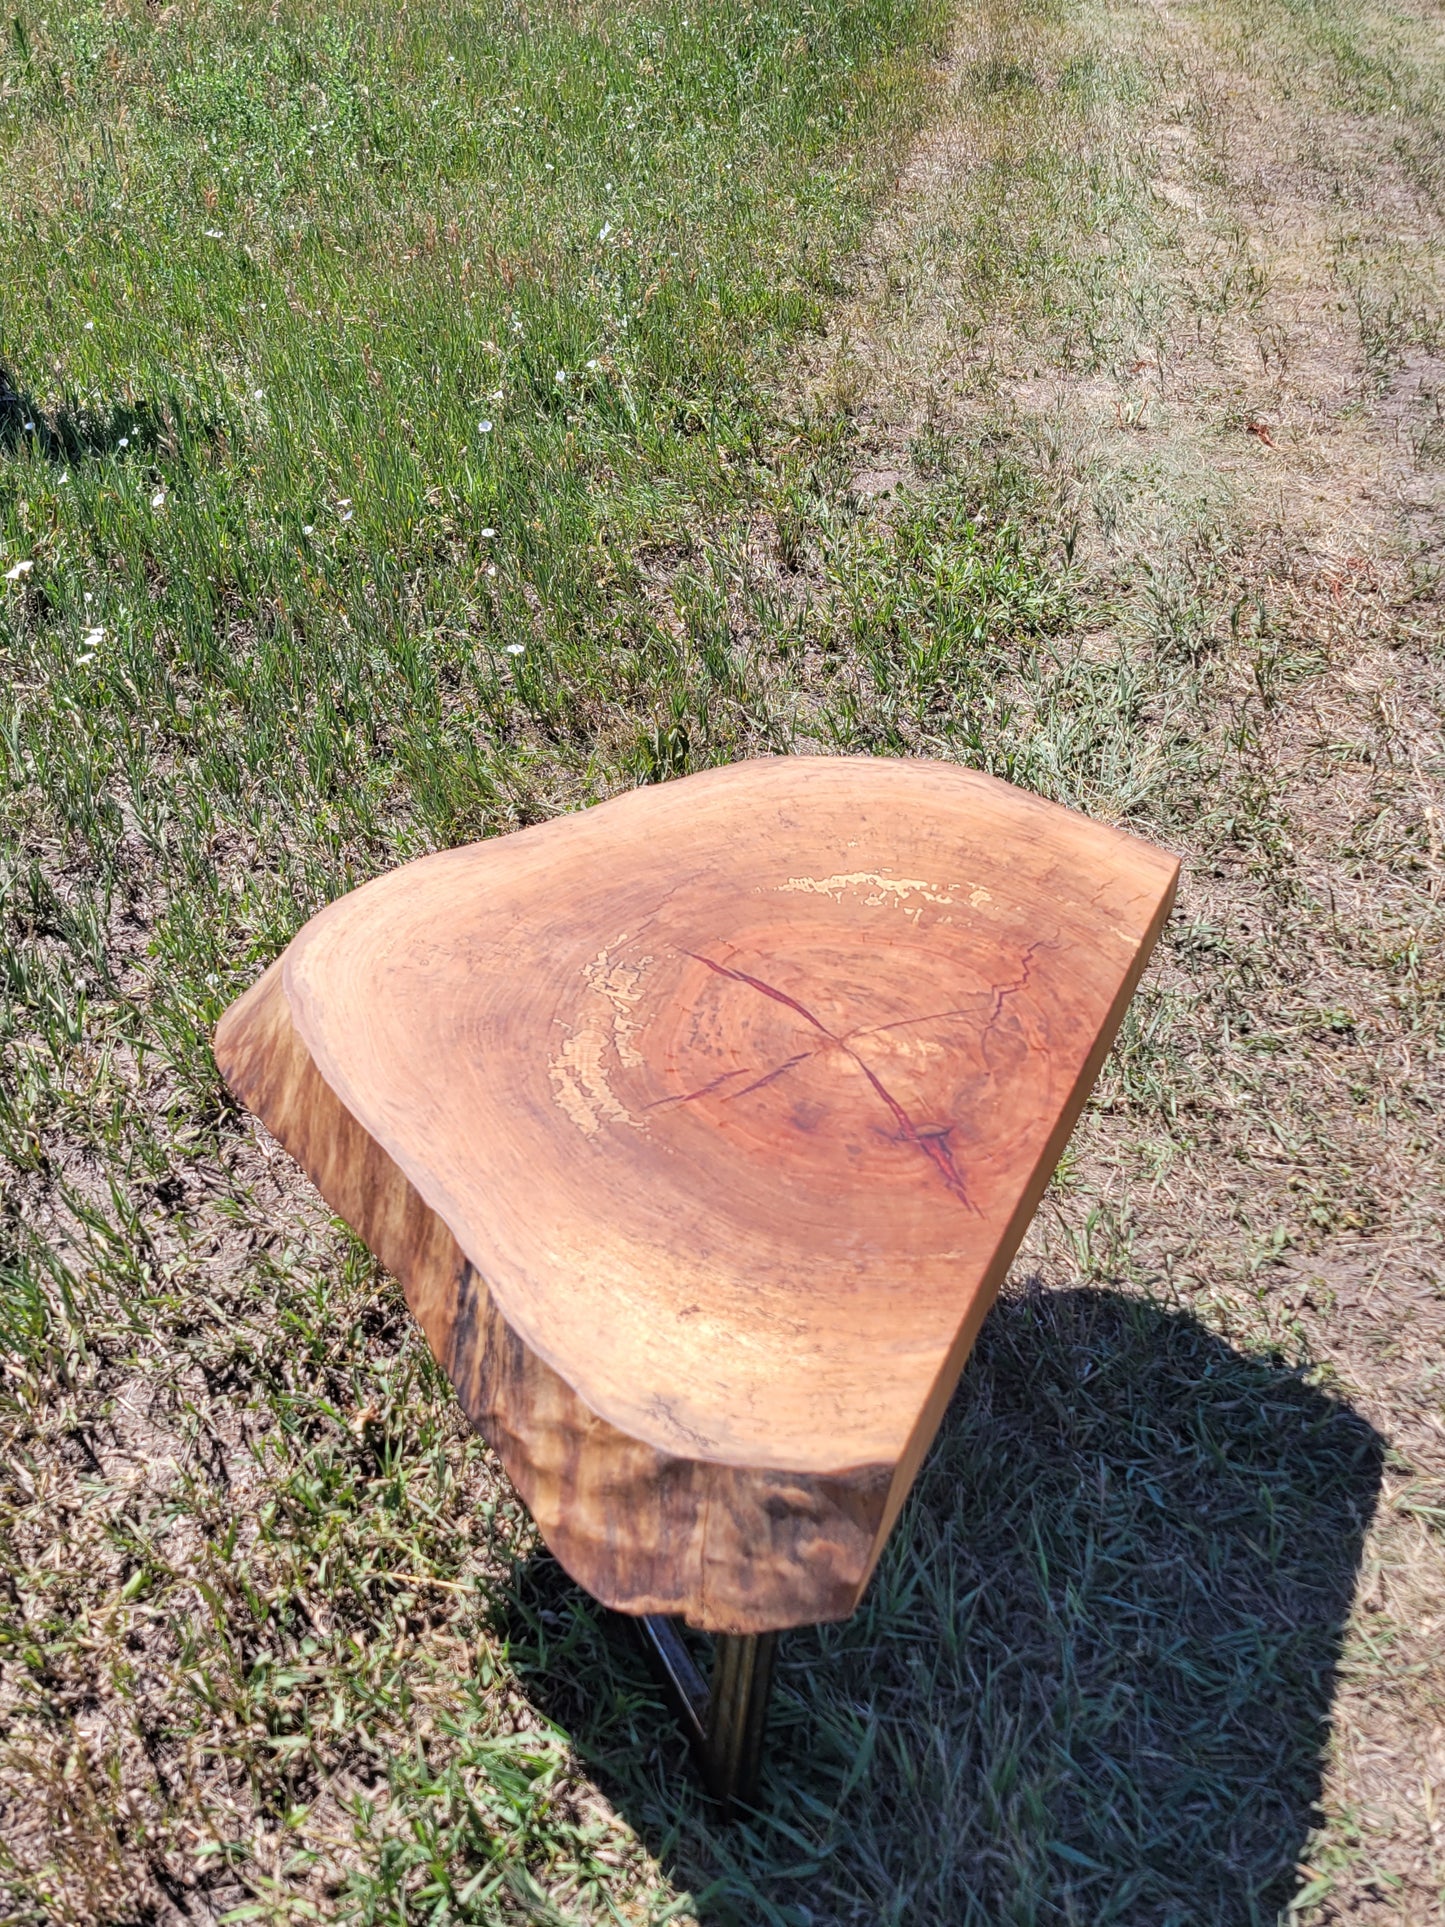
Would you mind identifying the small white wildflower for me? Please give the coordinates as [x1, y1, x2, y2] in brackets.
[84, 320, 95, 331]
[76, 651, 96, 665]
[340, 510, 353, 523]
[4, 559, 34, 581]
[57, 472, 68, 485]
[82, 626, 104, 648]
[598, 222, 613, 242]
[205, 228, 224, 239]
[302, 524, 314, 535]
[84, 592, 92, 603]
[117, 436, 130, 449]
[253, 388, 264, 399]
[490, 388, 504, 401]
[23, 420, 35, 433]
[555, 369, 567, 383]
[486, 564, 497, 577]
[481, 526, 496, 537]
[504, 642, 525, 655]
[337, 498, 352, 508]
[151, 489, 166, 509]
[586, 359, 599, 371]
[477, 419, 493, 434]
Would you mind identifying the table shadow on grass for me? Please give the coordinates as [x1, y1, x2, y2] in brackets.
[500, 1285, 1384, 1927]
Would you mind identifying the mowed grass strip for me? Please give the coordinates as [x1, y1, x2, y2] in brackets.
[0, 2, 950, 1921]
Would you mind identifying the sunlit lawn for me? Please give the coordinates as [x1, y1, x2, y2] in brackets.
[5, 0, 1440, 1918]
[0, 1, 953, 1918]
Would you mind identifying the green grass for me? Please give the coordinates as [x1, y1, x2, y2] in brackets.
[1, 0, 945, 922]
[3, 0, 1444, 1917]
[0, 1, 958, 1918]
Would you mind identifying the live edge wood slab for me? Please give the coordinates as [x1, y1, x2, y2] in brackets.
[215, 757, 1178, 1637]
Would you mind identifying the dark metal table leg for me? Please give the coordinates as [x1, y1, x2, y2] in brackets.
[637, 1613, 709, 1747]
[635, 1615, 778, 1818]
[702, 1631, 776, 1813]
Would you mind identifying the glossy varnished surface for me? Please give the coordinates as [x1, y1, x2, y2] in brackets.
[215, 758, 1178, 1630]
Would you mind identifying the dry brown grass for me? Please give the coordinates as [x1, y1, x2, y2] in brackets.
[772, 0, 1445, 1911]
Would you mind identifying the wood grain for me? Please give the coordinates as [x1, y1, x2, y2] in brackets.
[215, 757, 1178, 1632]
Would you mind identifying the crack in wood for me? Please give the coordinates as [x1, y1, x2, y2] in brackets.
[682, 951, 982, 1211]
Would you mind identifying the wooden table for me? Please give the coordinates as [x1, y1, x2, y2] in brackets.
[215, 757, 1177, 1810]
